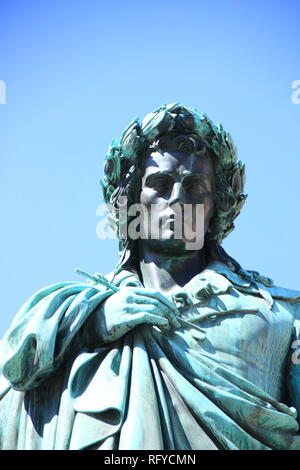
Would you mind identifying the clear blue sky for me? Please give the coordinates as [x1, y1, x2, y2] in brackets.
[0, 0, 299, 338]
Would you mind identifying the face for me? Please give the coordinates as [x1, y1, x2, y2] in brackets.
[139, 149, 215, 255]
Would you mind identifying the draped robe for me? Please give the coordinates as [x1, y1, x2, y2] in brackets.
[1, 261, 300, 450]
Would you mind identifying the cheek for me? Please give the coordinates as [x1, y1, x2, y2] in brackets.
[204, 195, 214, 221]
[140, 188, 163, 205]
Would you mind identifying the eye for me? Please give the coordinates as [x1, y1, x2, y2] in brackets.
[146, 175, 173, 194]
[183, 178, 208, 194]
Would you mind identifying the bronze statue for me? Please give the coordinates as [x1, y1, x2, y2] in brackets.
[1, 103, 300, 450]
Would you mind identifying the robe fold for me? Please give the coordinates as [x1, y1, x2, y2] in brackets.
[1, 261, 300, 450]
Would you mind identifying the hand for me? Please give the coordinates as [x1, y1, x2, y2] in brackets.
[95, 286, 182, 344]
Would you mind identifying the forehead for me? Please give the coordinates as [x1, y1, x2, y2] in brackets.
[142, 150, 215, 179]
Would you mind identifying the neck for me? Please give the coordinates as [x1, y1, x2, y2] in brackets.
[138, 242, 207, 293]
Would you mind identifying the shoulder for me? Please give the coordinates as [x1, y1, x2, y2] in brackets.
[3, 278, 112, 337]
[244, 269, 300, 303]
[204, 260, 300, 306]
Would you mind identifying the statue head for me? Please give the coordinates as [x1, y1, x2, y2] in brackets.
[101, 103, 247, 274]
[138, 133, 215, 256]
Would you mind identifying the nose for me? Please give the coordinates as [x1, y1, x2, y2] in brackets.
[168, 182, 184, 207]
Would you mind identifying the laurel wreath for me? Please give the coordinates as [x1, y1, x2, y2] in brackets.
[101, 102, 247, 245]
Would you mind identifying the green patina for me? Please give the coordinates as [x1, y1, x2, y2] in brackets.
[0, 104, 300, 450]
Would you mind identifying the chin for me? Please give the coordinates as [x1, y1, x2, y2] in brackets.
[146, 237, 202, 256]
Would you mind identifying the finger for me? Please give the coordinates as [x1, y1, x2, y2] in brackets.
[129, 312, 171, 331]
[130, 292, 181, 329]
[160, 309, 181, 329]
[130, 287, 181, 315]
[127, 303, 180, 329]
[129, 296, 180, 326]
[127, 302, 170, 319]
[143, 299, 181, 329]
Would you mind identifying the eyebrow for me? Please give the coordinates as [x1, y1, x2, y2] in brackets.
[145, 170, 173, 179]
[145, 170, 213, 191]
[145, 170, 212, 182]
